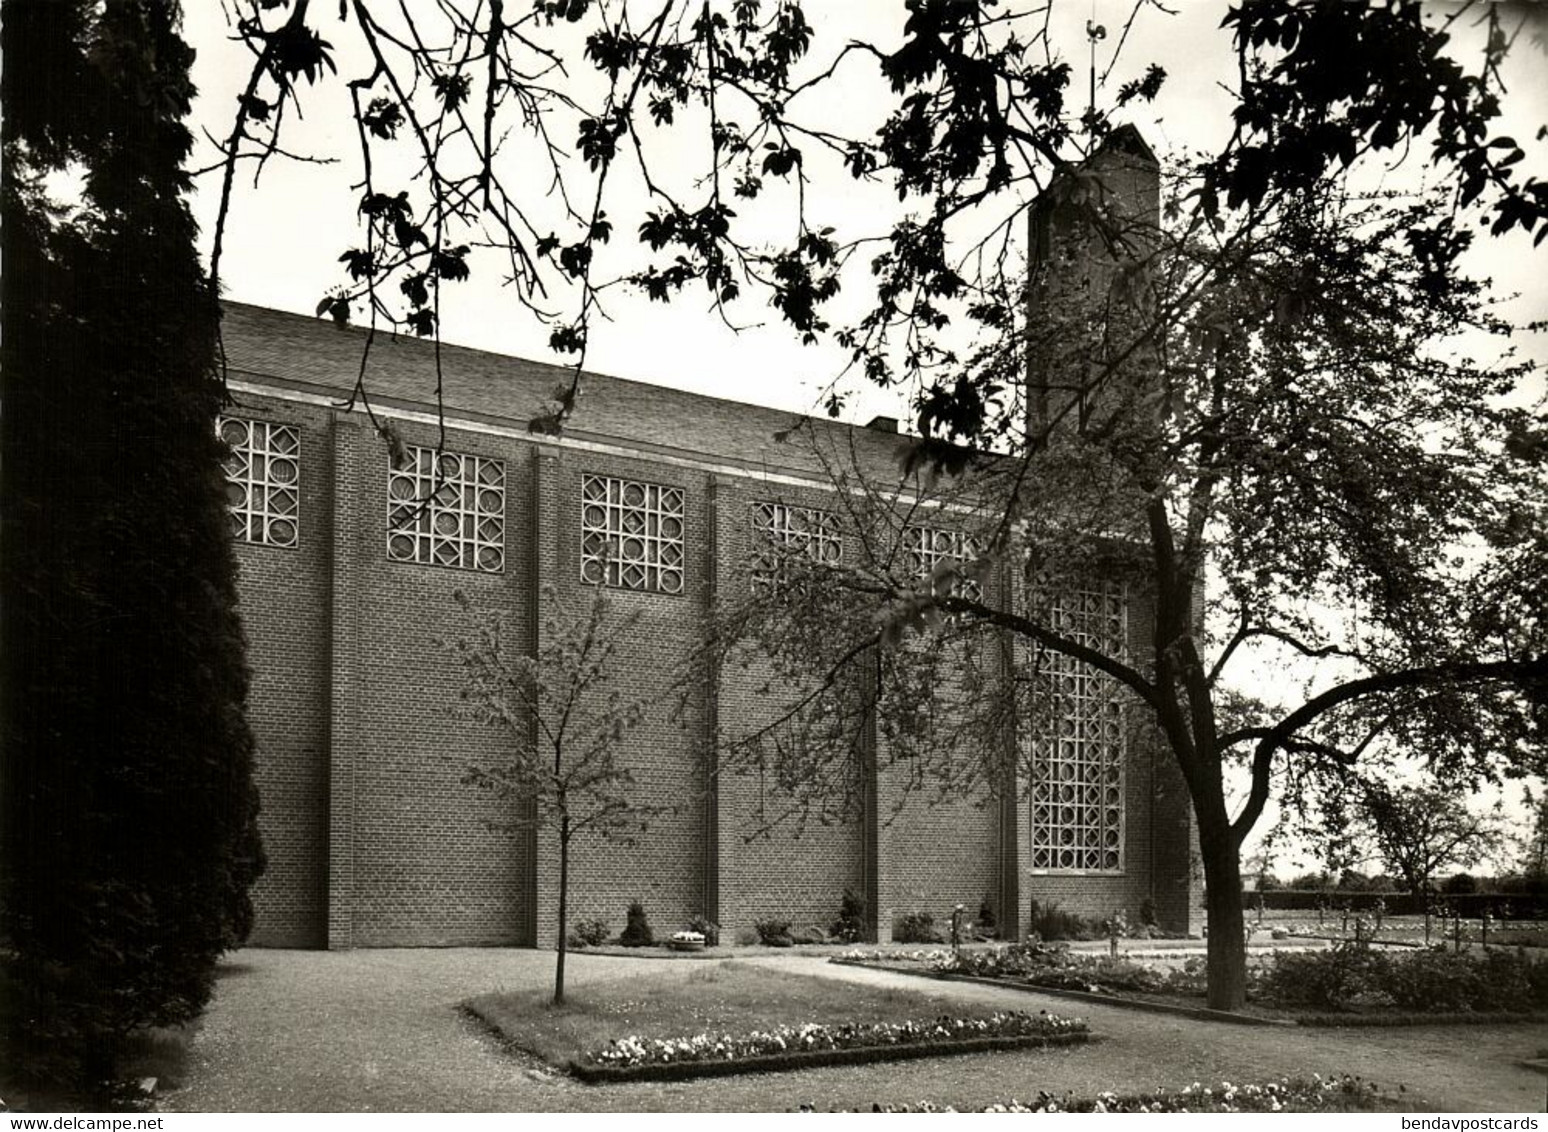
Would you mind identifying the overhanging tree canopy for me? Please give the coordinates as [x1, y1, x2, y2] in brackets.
[196, 0, 1545, 1013]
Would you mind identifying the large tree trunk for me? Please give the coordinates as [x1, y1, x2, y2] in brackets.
[1198, 819, 1248, 1011]
[555, 820, 570, 1005]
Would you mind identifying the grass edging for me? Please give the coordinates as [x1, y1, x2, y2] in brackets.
[567, 1031, 1090, 1084]
[939, 971, 1299, 1028]
[830, 958, 1294, 1027]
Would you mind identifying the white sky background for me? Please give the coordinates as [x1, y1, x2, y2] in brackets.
[187, 1, 1548, 411]
[182, 0, 1548, 873]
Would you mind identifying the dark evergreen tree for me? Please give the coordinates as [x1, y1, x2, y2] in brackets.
[1, 0, 265, 1092]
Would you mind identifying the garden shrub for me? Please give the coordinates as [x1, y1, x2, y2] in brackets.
[1138, 896, 1159, 930]
[791, 925, 828, 945]
[831, 887, 868, 943]
[687, 916, 719, 947]
[1028, 899, 1100, 941]
[1261, 942, 1385, 1009]
[1260, 942, 1548, 1013]
[1381, 946, 1547, 1013]
[976, 895, 998, 939]
[1520, 948, 1548, 1007]
[619, 902, 654, 947]
[1379, 947, 1486, 1012]
[896, 910, 943, 944]
[754, 918, 794, 947]
[568, 917, 609, 948]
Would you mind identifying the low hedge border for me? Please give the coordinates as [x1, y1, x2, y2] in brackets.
[834, 959, 1548, 1029]
[568, 1030, 1090, 1084]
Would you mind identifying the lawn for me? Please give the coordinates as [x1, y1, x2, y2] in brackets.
[465, 959, 1083, 1074]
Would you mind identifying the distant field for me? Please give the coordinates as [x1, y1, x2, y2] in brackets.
[1253, 910, 1548, 948]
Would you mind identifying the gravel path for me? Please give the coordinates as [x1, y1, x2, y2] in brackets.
[165, 948, 1548, 1112]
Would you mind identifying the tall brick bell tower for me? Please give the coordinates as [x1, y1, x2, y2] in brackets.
[1027, 124, 1161, 440]
[1022, 126, 1202, 937]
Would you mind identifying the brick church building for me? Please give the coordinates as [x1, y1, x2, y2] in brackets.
[221, 127, 1199, 949]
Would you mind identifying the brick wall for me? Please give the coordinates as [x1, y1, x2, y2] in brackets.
[712, 477, 867, 940]
[342, 413, 535, 946]
[227, 372, 1197, 948]
[531, 450, 713, 947]
[229, 395, 333, 947]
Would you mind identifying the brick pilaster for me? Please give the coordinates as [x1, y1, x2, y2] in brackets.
[996, 557, 1022, 940]
[703, 475, 725, 929]
[531, 448, 561, 949]
[326, 413, 363, 949]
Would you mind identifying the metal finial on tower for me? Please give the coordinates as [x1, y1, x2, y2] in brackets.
[1086, 17, 1107, 123]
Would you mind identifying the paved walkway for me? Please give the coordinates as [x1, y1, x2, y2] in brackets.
[165, 949, 1547, 1112]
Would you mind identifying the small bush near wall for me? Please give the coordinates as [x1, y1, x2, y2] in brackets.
[688, 916, 720, 946]
[567, 918, 609, 948]
[896, 911, 944, 944]
[1138, 897, 1159, 930]
[619, 902, 654, 948]
[1029, 899, 1101, 942]
[831, 888, 868, 943]
[976, 895, 998, 939]
[754, 919, 794, 947]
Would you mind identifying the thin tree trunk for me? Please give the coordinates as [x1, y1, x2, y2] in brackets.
[1199, 822, 1248, 1011]
[555, 818, 570, 1005]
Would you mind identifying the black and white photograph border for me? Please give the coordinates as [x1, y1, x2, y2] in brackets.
[2, 0, 1546, 1116]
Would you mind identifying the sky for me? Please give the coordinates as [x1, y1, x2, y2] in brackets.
[180, 0, 1548, 871]
[187, 1, 1548, 421]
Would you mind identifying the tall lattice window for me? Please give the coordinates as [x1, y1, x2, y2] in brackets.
[580, 474, 685, 593]
[750, 501, 841, 579]
[219, 417, 299, 548]
[386, 446, 505, 572]
[1028, 583, 1127, 872]
[903, 524, 982, 601]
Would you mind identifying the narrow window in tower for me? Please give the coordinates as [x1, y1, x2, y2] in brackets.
[386, 445, 505, 572]
[218, 416, 300, 548]
[1027, 582, 1128, 873]
[902, 524, 983, 602]
[749, 501, 842, 584]
[580, 474, 685, 594]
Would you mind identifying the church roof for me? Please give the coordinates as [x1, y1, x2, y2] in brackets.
[219, 302, 914, 483]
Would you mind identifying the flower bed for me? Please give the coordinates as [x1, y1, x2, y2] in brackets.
[823, 1074, 1403, 1113]
[935, 943, 1214, 999]
[573, 1011, 1088, 1083]
[835, 947, 955, 967]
